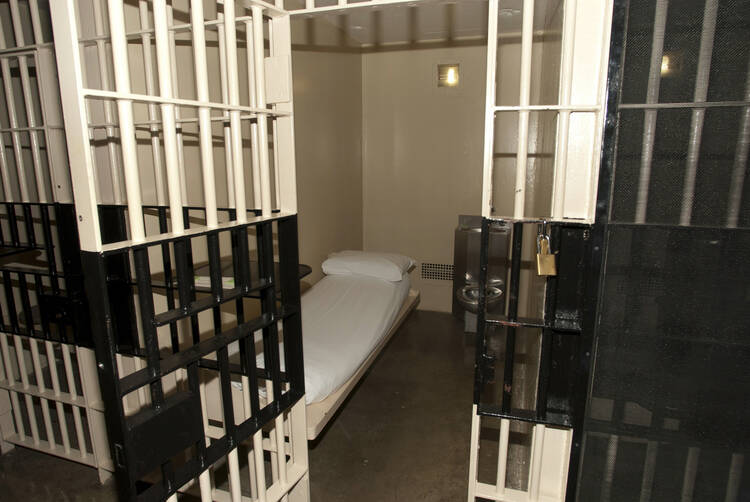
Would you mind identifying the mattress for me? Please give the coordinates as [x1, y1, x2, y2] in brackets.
[230, 273, 410, 404]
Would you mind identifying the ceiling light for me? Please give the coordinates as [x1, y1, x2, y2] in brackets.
[438, 64, 460, 87]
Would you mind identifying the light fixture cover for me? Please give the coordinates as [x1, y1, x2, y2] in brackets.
[438, 64, 460, 87]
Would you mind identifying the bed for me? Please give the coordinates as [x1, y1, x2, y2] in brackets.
[205, 251, 420, 440]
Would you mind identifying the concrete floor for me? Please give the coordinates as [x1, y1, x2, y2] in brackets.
[0, 310, 477, 501]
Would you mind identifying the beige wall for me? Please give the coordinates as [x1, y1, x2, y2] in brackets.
[362, 46, 486, 312]
[293, 50, 363, 286]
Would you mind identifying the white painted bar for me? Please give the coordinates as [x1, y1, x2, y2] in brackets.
[166, 4, 189, 207]
[29, 339, 56, 447]
[9, 0, 48, 202]
[61, 344, 87, 457]
[254, 429, 269, 502]
[107, 0, 146, 241]
[495, 104, 599, 112]
[681, 447, 700, 502]
[269, 21, 282, 209]
[600, 434, 619, 502]
[92, 0, 124, 205]
[494, 418, 509, 495]
[245, 20, 263, 209]
[252, 6, 273, 217]
[224, 0, 248, 222]
[138, 0, 167, 207]
[639, 441, 659, 502]
[0, 123, 14, 201]
[217, 12, 236, 209]
[480, 0, 499, 217]
[528, 425, 546, 500]
[191, 0, 219, 227]
[513, 0, 535, 219]
[153, 0, 185, 234]
[726, 58, 750, 228]
[45, 340, 71, 453]
[680, 0, 718, 226]
[0, 333, 25, 438]
[635, 0, 668, 224]
[13, 335, 40, 444]
[466, 406, 480, 501]
[551, 0, 578, 219]
[725, 453, 744, 502]
[228, 448, 243, 502]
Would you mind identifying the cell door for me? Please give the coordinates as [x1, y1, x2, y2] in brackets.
[48, 1, 308, 501]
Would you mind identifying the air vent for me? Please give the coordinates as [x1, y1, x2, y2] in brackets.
[421, 263, 454, 281]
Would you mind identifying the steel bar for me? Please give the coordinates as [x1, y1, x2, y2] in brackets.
[269, 21, 281, 209]
[190, 0, 219, 227]
[245, 20, 263, 209]
[513, 0, 535, 218]
[166, 4, 189, 207]
[138, 0, 167, 207]
[494, 418, 510, 496]
[252, 6, 273, 217]
[153, 0, 185, 234]
[725, 453, 743, 502]
[9, 0, 48, 202]
[680, 0, 718, 225]
[634, 0, 668, 223]
[13, 335, 41, 444]
[681, 447, 700, 502]
[727, 57, 750, 228]
[551, 0, 578, 218]
[639, 441, 659, 502]
[0, 333, 25, 438]
[92, 0, 124, 205]
[29, 339, 56, 446]
[61, 344, 87, 457]
[528, 424, 546, 499]
[107, 0, 146, 241]
[480, 0, 499, 217]
[45, 340, 71, 453]
[224, 0, 248, 221]
[217, 12, 236, 209]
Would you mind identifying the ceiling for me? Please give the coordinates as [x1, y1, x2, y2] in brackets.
[290, 0, 563, 48]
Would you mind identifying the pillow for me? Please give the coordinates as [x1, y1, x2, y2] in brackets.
[322, 250, 414, 282]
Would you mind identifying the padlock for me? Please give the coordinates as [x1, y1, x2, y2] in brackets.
[536, 227, 557, 276]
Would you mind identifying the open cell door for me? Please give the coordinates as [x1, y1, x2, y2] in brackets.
[48, 1, 309, 500]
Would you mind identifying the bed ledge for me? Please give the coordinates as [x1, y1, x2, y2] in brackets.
[305, 288, 420, 440]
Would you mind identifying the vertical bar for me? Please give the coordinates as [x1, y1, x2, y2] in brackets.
[528, 424, 546, 500]
[639, 441, 659, 502]
[254, 429, 268, 502]
[600, 434, 619, 502]
[138, 0, 167, 207]
[681, 447, 700, 502]
[45, 340, 71, 453]
[679, 0, 718, 225]
[29, 339, 56, 446]
[502, 223, 523, 412]
[61, 343, 87, 456]
[9, 0, 48, 202]
[268, 22, 281, 210]
[513, 0, 535, 219]
[0, 32, 32, 201]
[494, 418, 510, 496]
[0, 125, 14, 201]
[725, 453, 743, 502]
[217, 12, 236, 209]
[551, 0, 578, 219]
[152, 0, 184, 234]
[190, 0, 219, 227]
[228, 448, 243, 502]
[13, 335, 41, 444]
[635, 0, 668, 223]
[224, 0, 248, 221]
[726, 58, 750, 228]
[166, 4, 188, 207]
[480, 0, 499, 217]
[92, 0, 124, 205]
[0, 333, 26, 438]
[107, 0, 146, 241]
[133, 248, 164, 406]
[252, 6, 273, 217]
[245, 20, 262, 210]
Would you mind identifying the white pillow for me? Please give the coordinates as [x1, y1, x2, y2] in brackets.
[322, 250, 414, 282]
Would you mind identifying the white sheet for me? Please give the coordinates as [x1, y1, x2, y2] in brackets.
[231, 274, 410, 404]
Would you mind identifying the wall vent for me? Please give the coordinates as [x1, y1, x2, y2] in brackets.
[421, 263, 454, 281]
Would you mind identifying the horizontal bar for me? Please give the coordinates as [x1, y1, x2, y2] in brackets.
[99, 211, 293, 254]
[83, 89, 290, 117]
[0, 42, 53, 56]
[87, 113, 262, 130]
[0, 379, 87, 408]
[152, 283, 267, 327]
[0, 125, 64, 133]
[118, 313, 274, 396]
[494, 104, 600, 112]
[197, 358, 286, 382]
[3, 433, 97, 467]
[288, 0, 431, 15]
[620, 100, 750, 110]
[485, 313, 581, 333]
[477, 404, 572, 428]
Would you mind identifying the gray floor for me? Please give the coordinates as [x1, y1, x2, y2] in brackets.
[0, 310, 476, 501]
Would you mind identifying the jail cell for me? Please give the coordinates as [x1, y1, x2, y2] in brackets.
[0, 0, 114, 482]
[40, 0, 308, 500]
